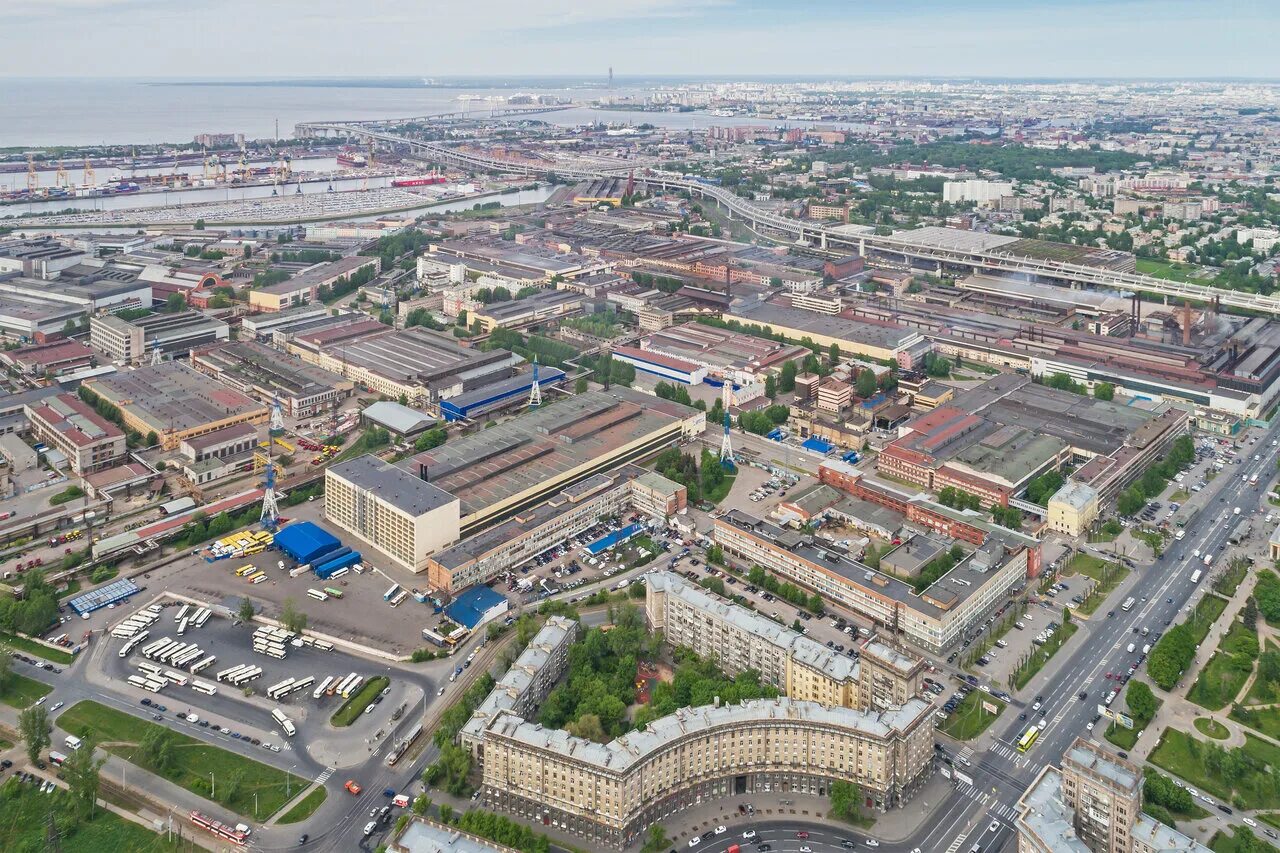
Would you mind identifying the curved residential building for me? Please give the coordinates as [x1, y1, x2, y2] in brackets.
[479, 696, 934, 848]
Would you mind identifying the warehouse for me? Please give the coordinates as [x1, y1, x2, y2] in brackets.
[236, 305, 334, 342]
[722, 302, 929, 367]
[91, 310, 230, 364]
[247, 256, 379, 312]
[411, 387, 705, 537]
[189, 340, 353, 417]
[0, 271, 151, 314]
[438, 367, 566, 422]
[274, 521, 342, 565]
[634, 321, 810, 385]
[609, 345, 707, 385]
[467, 289, 584, 333]
[82, 361, 269, 451]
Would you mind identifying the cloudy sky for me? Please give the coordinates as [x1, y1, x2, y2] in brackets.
[2, 0, 1276, 79]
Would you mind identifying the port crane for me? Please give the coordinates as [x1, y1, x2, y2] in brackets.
[82, 157, 95, 189]
[55, 161, 70, 189]
[26, 155, 38, 194]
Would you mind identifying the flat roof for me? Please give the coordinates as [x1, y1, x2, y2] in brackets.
[329, 454, 456, 517]
[361, 401, 436, 434]
[84, 361, 266, 434]
[26, 392, 124, 448]
[410, 387, 698, 518]
[322, 327, 517, 386]
[726, 302, 919, 353]
[256, 256, 377, 295]
[193, 340, 347, 399]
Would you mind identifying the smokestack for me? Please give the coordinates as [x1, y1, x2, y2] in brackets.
[1182, 299, 1192, 347]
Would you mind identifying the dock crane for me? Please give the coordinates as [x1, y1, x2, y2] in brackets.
[26, 155, 37, 194]
[82, 156, 95, 189]
[55, 161, 70, 189]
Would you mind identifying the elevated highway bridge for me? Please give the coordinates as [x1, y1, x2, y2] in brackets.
[295, 121, 1280, 317]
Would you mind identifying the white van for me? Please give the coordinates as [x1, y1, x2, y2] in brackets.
[64, 735, 82, 750]
[1142, 644, 1151, 655]
[1127, 643, 1136, 653]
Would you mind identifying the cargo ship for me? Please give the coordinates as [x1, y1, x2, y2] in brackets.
[391, 173, 447, 188]
[336, 150, 367, 168]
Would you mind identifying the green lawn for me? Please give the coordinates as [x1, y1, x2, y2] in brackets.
[1245, 640, 1280, 705]
[1012, 622, 1079, 690]
[704, 471, 737, 505]
[331, 676, 390, 727]
[1214, 560, 1251, 598]
[1189, 619, 1259, 710]
[1065, 554, 1128, 616]
[0, 672, 52, 709]
[1195, 717, 1231, 739]
[1188, 596, 1229, 646]
[0, 777, 180, 852]
[0, 632, 76, 665]
[1149, 728, 1234, 803]
[1153, 729, 1280, 810]
[1137, 257, 1214, 284]
[939, 690, 1004, 741]
[1261, 812, 1280, 831]
[58, 701, 306, 819]
[1105, 695, 1160, 750]
[1230, 704, 1280, 741]
[1210, 827, 1279, 853]
[276, 785, 328, 824]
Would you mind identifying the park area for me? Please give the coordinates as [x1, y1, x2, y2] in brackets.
[1065, 553, 1129, 617]
[58, 701, 306, 820]
[1189, 618, 1260, 711]
[939, 690, 1004, 741]
[0, 778, 178, 852]
[1149, 727, 1280, 811]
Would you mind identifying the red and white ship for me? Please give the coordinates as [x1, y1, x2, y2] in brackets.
[391, 170, 447, 187]
[336, 149, 367, 168]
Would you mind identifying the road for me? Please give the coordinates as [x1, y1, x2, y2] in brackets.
[688, 424, 1280, 853]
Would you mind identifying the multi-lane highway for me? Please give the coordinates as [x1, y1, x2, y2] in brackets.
[686, 424, 1280, 853]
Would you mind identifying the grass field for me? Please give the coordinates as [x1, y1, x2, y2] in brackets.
[0, 632, 76, 665]
[331, 676, 390, 727]
[704, 471, 737, 505]
[1214, 560, 1251, 598]
[1195, 717, 1231, 739]
[1210, 827, 1279, 853]
[1230, 704, 1280, 740]
[1149, 729, 1234, 803]
[0, 777, 179, 852]
[1245, 640, 1280, 705]
[59, 701, 306, 819]
[1152, 727, 1280, 811]
[1065, 554, 1128, 616]
[0, 672, 52, 709]
[276, 786, 328, 824]
[1189, 619, 1259, 710]
[1105, 695, 1160, 750]
[1136, 257, 1214, 283]
[939, 691, 1004, 741]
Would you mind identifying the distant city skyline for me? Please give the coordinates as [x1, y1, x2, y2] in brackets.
[2, 0, 1277, 80]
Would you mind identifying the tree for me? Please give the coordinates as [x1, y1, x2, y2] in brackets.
[0, 647, 12, 696]
[828, 342, 841, 365]
[779, 360, 798, 393]
[765, 374, 777, 399]
[414, 428, 448, 452]
[19, 705, 50, 767]
[830, 779, 863, 822]
[641, 824, 670, 853]
[566, 713, 607, 742]
[237, 597, 255, 622]
[145, 430, 159, 447]
[280, 597, 308, 633]
[1094, 382, 1116, 401]
[575, 376, 588, 394]
[1062, 606, 1072, 625]
[855, 368, 877, 399]
[165, 292, 186, 313]
[1125, 680, 1158, 721]
[62, 735, 106, 818]
[138, 725, 175, 771]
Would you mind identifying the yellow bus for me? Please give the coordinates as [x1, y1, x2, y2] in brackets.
[1017, 726, 1040, 752]
[253, 531, 273, 544]
[244, 544, 266, 556]
[234, 565, 257, 577]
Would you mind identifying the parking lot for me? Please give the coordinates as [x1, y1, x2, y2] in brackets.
[94, 596, 428, 767]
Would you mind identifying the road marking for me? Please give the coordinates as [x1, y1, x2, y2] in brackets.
[945, 829, 972, 853]
[313, 767, 335, 785]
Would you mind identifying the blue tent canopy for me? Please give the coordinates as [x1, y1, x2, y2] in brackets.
[274, 521, 341, 564]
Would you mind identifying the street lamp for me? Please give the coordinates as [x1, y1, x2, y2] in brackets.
[210, 772, 215, 799]
[287, 763, 297, 798]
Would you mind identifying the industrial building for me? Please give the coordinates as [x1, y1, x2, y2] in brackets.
[713, 509, 1035, 654]
[324, 454, 460, 573]
[0, 339, 95, 377]
[438, 367, 566, 422]
[176, 422, 260, 485]
[479, 697, 934, 849]
[1045, 480, 1101, 537]
[467, 289, 584, 333]
[722, 302, 930, 367]
[90, 310, 230, 364]
[247, 257, 379, 312]
[82, 361, 268, 451]
[238, 305, 334, 342]
[23, 392, 126, 474]
[292, 326, 522, 411]
[189, 341, 352, 418]
[425, 464, 684, 591]
[359, 401, 437, 438]
[1015, 738, 1209, 853]
[627, 321, 810, 386]
[411, 387, 705, 537]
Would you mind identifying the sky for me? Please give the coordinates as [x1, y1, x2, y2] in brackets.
[1, 0, 1277, 80]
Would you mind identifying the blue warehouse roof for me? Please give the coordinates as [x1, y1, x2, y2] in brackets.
[440, 368, 566, 422]
[274, 521, 341, 564]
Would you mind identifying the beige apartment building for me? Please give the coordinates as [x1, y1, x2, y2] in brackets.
[481, 697, 935, 849]
[645, 571, 924, 712]
[1045, 480, 1101, 538]
[23, 392, 126, 474]
[1016, 738, 1210, 853]
[324, 454, 460, 573]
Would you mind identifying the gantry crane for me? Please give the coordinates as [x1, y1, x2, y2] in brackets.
[81, 157, 95, 189]
[26, 155, 37, 194]
[55, 161, 70, 188]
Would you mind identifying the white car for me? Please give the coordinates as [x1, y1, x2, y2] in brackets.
[713, 826, 726, 836]
[1244, 817, 1259, 827]
[989, 820, 1000, 832]
[742, 830, 757, 840]
[688, 837, 701, 848]
[50, 701, 63, 712]
[866, 841, 880, 848]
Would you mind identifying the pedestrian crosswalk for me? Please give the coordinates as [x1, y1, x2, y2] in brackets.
[987, 742, 1032, 768]
[313, 767, 335, 786]
[957, 745, 975, 763]
[944, 829, 971, 853]
[954, 780, 1019, 823]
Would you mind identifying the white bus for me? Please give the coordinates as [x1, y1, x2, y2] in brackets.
[314, 676, 335, 699]
[161, 642, 191, 664]
[147, 604, 163, 616]
[177, 617, 189, 636]
[141, 637, 169, 657]
[340, 675, 363, 698]
[191, 655, 217, 674]
[305, 589, 329, 602]
[313, 640, 334, 652]
[327, 566, 349, 581]
[1190, 569, 1203, 584]
[335, 673, 358, 697]
[172, 647, 204, 669]
[191, 680, 218, 696]
[292, 676, 315, 696]
[216, 664, 248, 682]
[142, 677, 166, 693]
[232, 666, 262, 685]
[175, 604, 191, 623]
[163, 669, 190, 687]
[1121, 597, 1136, 612]
[119, 631, 150, 657]
[389, 589, 409, 608]
[289, 564, 310, 578]
[266, 678, 297, 700]
[272, 709, 296, 737]
[136, 661, 163, 677]
[383, 583, 400, 601]
[127, 674, 150, 690]
[193, 608, 211, 628]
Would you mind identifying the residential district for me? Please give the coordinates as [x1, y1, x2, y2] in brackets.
[1, 76, 1280, 853]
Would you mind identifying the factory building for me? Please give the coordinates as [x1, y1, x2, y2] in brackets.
[425, 465, 685, 591]
[1045, 481, 1101, 537]
[480, 697, 934, 849]
[177, 422, 260, 485]
[189, 341, 353, 418]
[23, 392, 126, 474]
[82, 361, 268, 451]
[713, 509, 1034, 654]
[247, 257, 379, 312]
[467, 289, 584, 334]
[325, 455, 460, 574]
[628, 321, 810, 386]
[411, 387, 705, 538]
[722, 302, 929, 368]
[90, 310, 230, 365]
[1016, 738, 1210, 853]
[238, 305, 334, 342]
[291, 326, 521, 411]
[0, 339, 95, 377]
[438, 367, 567, 423]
